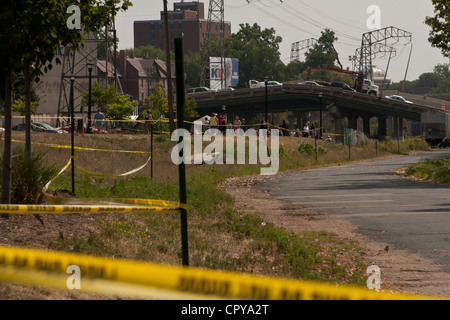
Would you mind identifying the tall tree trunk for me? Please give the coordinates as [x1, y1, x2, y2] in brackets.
[1, 72, 13, 219]
[24, 63, 32, 160]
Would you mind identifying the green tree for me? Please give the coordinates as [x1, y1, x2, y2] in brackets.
[185, 51, 203, 88]
[184, 97, 199, 122]
[12, 98, 38, 115]
[425, 0, 450, 58]
[146, 82, 168, 114]
[305, 29, 340, 68]
[225, 23, 283, 84]
[107, 94, 138, 121]
[128, 45, 174, 61]
[81, 82, 136, 119]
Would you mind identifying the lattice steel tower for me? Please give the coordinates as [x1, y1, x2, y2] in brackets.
[200, 0, 225, 89]
[357, 26, 412, 80]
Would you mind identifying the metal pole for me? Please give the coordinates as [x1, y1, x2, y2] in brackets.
[163, 0, 175, 133]
[402, 43, 413, 93]
[150, 119, 153, 179]
[264, 76, 268, 129]
[175, 36, 189, 267]
[70, 75, 75, 194]
[87, 63, 93, 134]
[319, 92, 323, 139]
[379, 49, 393, 99]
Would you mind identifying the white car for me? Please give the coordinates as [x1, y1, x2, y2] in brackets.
[187, 87, 213, 94]
[385, 95, 413, 104]
[266, 81, 282, 87]
[298, 81, 321, 86]
[216, 87, 235, 92]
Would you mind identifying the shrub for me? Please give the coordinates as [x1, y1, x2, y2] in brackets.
[1, 149, 60, 204]
[298, 142, 315, 155]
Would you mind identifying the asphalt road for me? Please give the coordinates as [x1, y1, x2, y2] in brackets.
[262, 149, 450, 273]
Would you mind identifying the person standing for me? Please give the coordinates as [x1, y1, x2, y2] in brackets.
[233, 116, 241, 131]
[144, 110, 153, 134]
[94, 108, 106, 134]
[303, 121, 310, 138]
[210, 113, 218, 130]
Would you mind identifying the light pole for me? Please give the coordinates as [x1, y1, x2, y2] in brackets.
[264, 76, 269, 129]
[319, 92, 323, 139]
[70, 75, 75, 193]
[87, 62, 93, 134]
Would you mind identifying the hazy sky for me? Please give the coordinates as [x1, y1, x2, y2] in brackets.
[115, 0, 449, 82]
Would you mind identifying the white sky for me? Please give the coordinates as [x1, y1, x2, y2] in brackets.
[115, 0, 449, 82]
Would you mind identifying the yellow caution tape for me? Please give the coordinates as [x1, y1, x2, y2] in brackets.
[0, 245, 438, 300]
[0, 203, 182, 214]
[36, 157, 184, 213]
[10, 139, 151, 154]
[74, 155, 151, 178]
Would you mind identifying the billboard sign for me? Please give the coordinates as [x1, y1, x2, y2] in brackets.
[209, 57, 239, 90]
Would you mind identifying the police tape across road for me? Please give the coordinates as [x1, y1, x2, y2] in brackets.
[0, 245, 438, 300]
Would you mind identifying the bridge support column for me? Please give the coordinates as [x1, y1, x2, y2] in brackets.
[386, 116, 394, 139]
[378, 116, 387, 140]
[334, 118, 344, 143]
[393, 117, 399, 140]
[398, 118, 404, 140]
[348, 117, 357, 131]
[328, 105, 344, 143]
[363, 116, 371, 138]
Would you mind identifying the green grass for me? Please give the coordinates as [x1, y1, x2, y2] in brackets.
[406, 158, 450, 183]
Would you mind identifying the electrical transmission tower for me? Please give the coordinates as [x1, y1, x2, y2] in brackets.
[290, 38, 317, 63]
[57, 19, 120, 128]
[200, 0, 225, 89]
[56, 35, 98, 127]
[357, 26, 412, 80]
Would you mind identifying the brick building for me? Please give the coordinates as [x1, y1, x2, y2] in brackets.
[114, 50, 175, 105]
[134, 1, 231, 54]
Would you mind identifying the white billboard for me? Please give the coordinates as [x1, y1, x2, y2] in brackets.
[209, 57, 239, 90]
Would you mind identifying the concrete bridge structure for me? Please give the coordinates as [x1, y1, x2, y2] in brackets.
[189, 83, 447, 142]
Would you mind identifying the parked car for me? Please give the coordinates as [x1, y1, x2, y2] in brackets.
[267, 81, 283, 87]
[298, 81, 322, 86]
[331, 81, 356, 92]
[187, 87, 213, 94]
[216, 87, 235, 92]
[12, 122, 66, 133]
[385, 95, 413, 104]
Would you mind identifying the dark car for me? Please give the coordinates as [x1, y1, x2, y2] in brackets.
[331, 82, 356, 92]
[12, 122, 66, 133]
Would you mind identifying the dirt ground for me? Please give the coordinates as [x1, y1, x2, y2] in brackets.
[221, 173, 450, 299]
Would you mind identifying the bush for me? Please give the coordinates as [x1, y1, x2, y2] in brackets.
[298, 142, 315, 155]
[0, 149, 59, 204]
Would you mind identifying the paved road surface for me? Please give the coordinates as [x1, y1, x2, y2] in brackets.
[263, 149, 450, 273]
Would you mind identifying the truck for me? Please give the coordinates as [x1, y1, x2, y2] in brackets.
[421, 109, 450, 146]
[361, 79, 379, 96]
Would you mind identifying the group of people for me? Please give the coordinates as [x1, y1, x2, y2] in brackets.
[203, 113, 247, 133]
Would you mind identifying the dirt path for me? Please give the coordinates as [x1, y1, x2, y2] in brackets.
[221, 173, 450, 299]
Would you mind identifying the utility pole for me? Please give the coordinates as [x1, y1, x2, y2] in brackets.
[163, 0, 175, 133]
